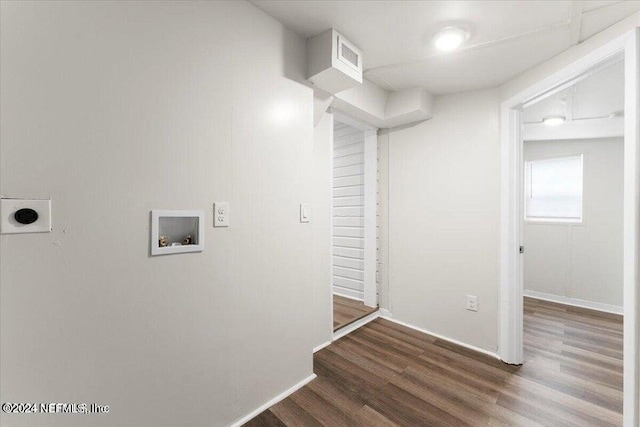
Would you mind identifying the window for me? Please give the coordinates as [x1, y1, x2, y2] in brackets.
[525, 155, 583, 222]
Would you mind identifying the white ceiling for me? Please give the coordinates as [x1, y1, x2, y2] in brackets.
[523, 59, 624, 123]
[522, 59, 624, 140]
[251, 0, 640, 95]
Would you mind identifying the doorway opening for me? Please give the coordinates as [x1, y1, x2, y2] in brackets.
[499, 29, 639, 424]
[331, 113, 378, 332]
[520, 59, 625, 422]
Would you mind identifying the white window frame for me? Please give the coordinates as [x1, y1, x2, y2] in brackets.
[524, 154, 584, 224]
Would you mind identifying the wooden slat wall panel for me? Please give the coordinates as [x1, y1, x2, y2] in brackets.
[334, 266, 365, 281]
[334, 237, 364, 249]
[334, 164, 364, 178]
[334, 142, 365, 158]
[333, 120, 365, 300]
[334, 175, 364, 188]
[334, 217, 364, 227]
[333, 276, 364, 292]
[334, 196, 364, 207]
[333, 256, 365, 270]
[334, 247, 364, 259]
[334, 185, 364, 197]
[334, 206, 364, 217]
[333, 227, 364, 238]
[334, 153, 364, 168]
[334, 125, 362, 138]
[335, 136, 364, 150]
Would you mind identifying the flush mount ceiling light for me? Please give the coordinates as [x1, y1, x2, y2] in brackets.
[433, 27, 470, 52]
[542, 116, 566, 126]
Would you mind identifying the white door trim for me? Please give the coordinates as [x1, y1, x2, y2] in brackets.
[363, 128, 378, 308]
[499, 28, 639, 426]
[623, 29, 640, 427]
[327, 112, 335, 344]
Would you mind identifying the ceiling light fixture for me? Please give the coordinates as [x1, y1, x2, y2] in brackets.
[433, 27, 469, 52]
[542, 116, 566, 126]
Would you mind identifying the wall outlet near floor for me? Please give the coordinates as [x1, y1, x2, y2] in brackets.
[466, 295, 478, 312]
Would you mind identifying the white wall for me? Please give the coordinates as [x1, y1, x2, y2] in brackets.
[0, 2, 317, 426]
[312, 113, 333, 348]
[524, 138, 624, 309]
[385, 89, 501, 353]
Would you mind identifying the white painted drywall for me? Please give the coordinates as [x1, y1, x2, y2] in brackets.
[333, 79, 388, 128]
[384, 88, 433, 128]
[332, 120, 366, 300]
[331, 81, 434, 129]
[386, 89, 501, 353]
[312, 112, 333, 348]
[523, 138, 624, 308]
[0, 2, 316, 426]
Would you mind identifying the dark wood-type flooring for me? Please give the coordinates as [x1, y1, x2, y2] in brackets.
[245, 297, 623, 426]
[333, 295, 378, 331]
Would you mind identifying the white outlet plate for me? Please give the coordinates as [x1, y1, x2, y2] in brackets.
[466, 295, 478, 312]
[214, 202, 229, 227]
[1, 198, 52, 234]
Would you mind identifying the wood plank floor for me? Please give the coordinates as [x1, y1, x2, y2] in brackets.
[245, 297, 623, 426]
[333, 295, 378, 331]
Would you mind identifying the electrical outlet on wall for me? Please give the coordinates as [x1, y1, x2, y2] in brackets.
[466, 295, 478, 312]
[213, 202, 229, 227]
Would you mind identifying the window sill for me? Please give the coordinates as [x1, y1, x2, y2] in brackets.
[525, 218, 584, 226]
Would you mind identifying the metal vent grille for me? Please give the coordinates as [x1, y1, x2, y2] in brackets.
[340, 43, 359, 67]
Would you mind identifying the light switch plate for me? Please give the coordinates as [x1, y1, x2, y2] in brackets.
[1, 198, 52, 234]
[300, 203, 309, 223]
[214, 202, 229, 227]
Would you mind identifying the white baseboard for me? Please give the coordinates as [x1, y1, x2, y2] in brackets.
[333, 310, 380, 340]
[313, 340, 332, 353]
[227, 373, 316, 427]
[524, 290, 623, 315]
[378, 308, 393, 318]
[332, 287, 364, 301]
[378, 314, 501, 361]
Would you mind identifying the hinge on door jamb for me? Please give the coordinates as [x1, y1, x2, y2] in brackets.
[519, 246, 524, 254]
